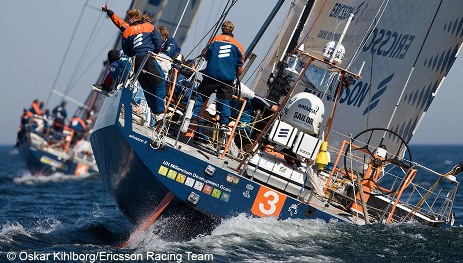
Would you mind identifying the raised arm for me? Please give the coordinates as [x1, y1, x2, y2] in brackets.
[102, 4, 129, 32]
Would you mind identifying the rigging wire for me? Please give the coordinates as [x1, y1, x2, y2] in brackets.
[246, 1, 294, 87]
[172, 0, 191, 38]
[46, 0, 90, 107]
[384, 0, 444, 135]
[346, 0, 390, 69]
[362, 14, 378, 134]
[295, 0, 329, 52]
[185, 0, 239, 59]
[68, 33, 119, 91]
[64, 0, 111, 96]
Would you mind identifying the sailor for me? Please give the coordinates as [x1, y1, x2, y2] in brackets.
[191, 21, 244, 132]
[156, 26, 181, 78]
[50, 101, 68, 142]
[229, 83, 276, 150]
[173, 58, 196, 105]
[102, 4, 167, 122]
[142, 14, 153, 24]
[71, 136, 93, 158]
[15, 108, 33, 147]
[93, 49, 124, 93]
[42, 108, 53, 136]
[52, 101, 67, 122]
[29, 99, 43, 116]
[69, 116, 87, 143]
[158, 26, 181, 59]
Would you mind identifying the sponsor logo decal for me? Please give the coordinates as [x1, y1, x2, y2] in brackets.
[297, 103, 319, 114]
[220, 192, 230, 202]
[158, 165, 168, 176]
[129, 134, 147, 144]
[167, 170, 177, 180]
[194, 181, 204, 191]
[176, 173, 186, 183]
[203, 185, 213, 195]
[288, 203, 299, 216]
[158, 161, 233, 202]
[40, 156, 65, 169]
[362, 73, 394, 115]
[185, 177, 195, 187]
[211, 189, 222, 199]
[362, 27, 415, 60]
[305, 73, 394, 115]
[293, 112, 314, 124]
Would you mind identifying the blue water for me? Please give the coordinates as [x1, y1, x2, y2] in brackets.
[1, 145, 463, 262]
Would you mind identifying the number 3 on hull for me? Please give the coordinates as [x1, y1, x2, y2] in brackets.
[251, 186, 287, 218]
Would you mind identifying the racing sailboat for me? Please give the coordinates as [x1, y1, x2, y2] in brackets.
[16, 1, 104, 176]
[90, 0, 462, 237]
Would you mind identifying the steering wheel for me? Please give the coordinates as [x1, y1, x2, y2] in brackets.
[343, 128, 413, 178]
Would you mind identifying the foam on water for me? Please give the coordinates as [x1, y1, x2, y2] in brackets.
[0, 222, 31, 244]
[2, 145, 463, 262]
[13, 172, 97, 184]
[130, 214, 344, 262]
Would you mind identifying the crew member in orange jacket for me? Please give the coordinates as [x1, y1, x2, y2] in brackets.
[69, 116, 87, 143]
[192, 21, 244, 128]
[29, 99, 43, 115]
[102, 4, 167, 121]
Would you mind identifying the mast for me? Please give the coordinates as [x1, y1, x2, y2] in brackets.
[265, 0, 315, 103]
[285, 0, 314, 57]
[244, 0, 286, 60]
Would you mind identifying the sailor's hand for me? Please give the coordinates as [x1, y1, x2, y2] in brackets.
[102, 4, 109, 12]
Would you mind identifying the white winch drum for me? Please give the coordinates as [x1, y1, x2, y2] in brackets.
[282, 92, 325, 135]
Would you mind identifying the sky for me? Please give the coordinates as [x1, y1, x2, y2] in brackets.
[0, 0, 462, 146]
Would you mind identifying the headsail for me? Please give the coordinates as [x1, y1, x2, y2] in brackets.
[252, 0, 463, 155]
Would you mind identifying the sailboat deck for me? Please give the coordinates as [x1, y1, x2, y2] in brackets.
[131, 121, 242, 173]
[129, 120, 371, 224]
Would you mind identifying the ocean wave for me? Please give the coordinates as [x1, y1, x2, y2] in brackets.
[13, 172, 97, 184]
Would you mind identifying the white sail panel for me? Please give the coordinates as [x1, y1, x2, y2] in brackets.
[252, 0, 307, 97]
[253, 0, 463, 156]
[389, 0, 463, 143]
[320, 0, 463, 153]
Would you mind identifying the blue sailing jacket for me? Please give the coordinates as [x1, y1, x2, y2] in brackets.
[108, 12, 163, 56]
[203, 34, 244, 82]
[162, 38, 181, 59]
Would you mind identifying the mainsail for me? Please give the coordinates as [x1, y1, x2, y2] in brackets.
[252, 0, 463, 155]
[78, 0, 202, 127]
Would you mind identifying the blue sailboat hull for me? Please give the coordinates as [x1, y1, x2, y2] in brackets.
[90, 88, 341, 227]
[18, 139, 98, 176]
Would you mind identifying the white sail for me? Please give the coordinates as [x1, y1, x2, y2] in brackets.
[252, 0, 307, 98]
[253, 0, 463, 155]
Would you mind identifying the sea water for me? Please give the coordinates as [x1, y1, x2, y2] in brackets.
[1, 145, 463, 263]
